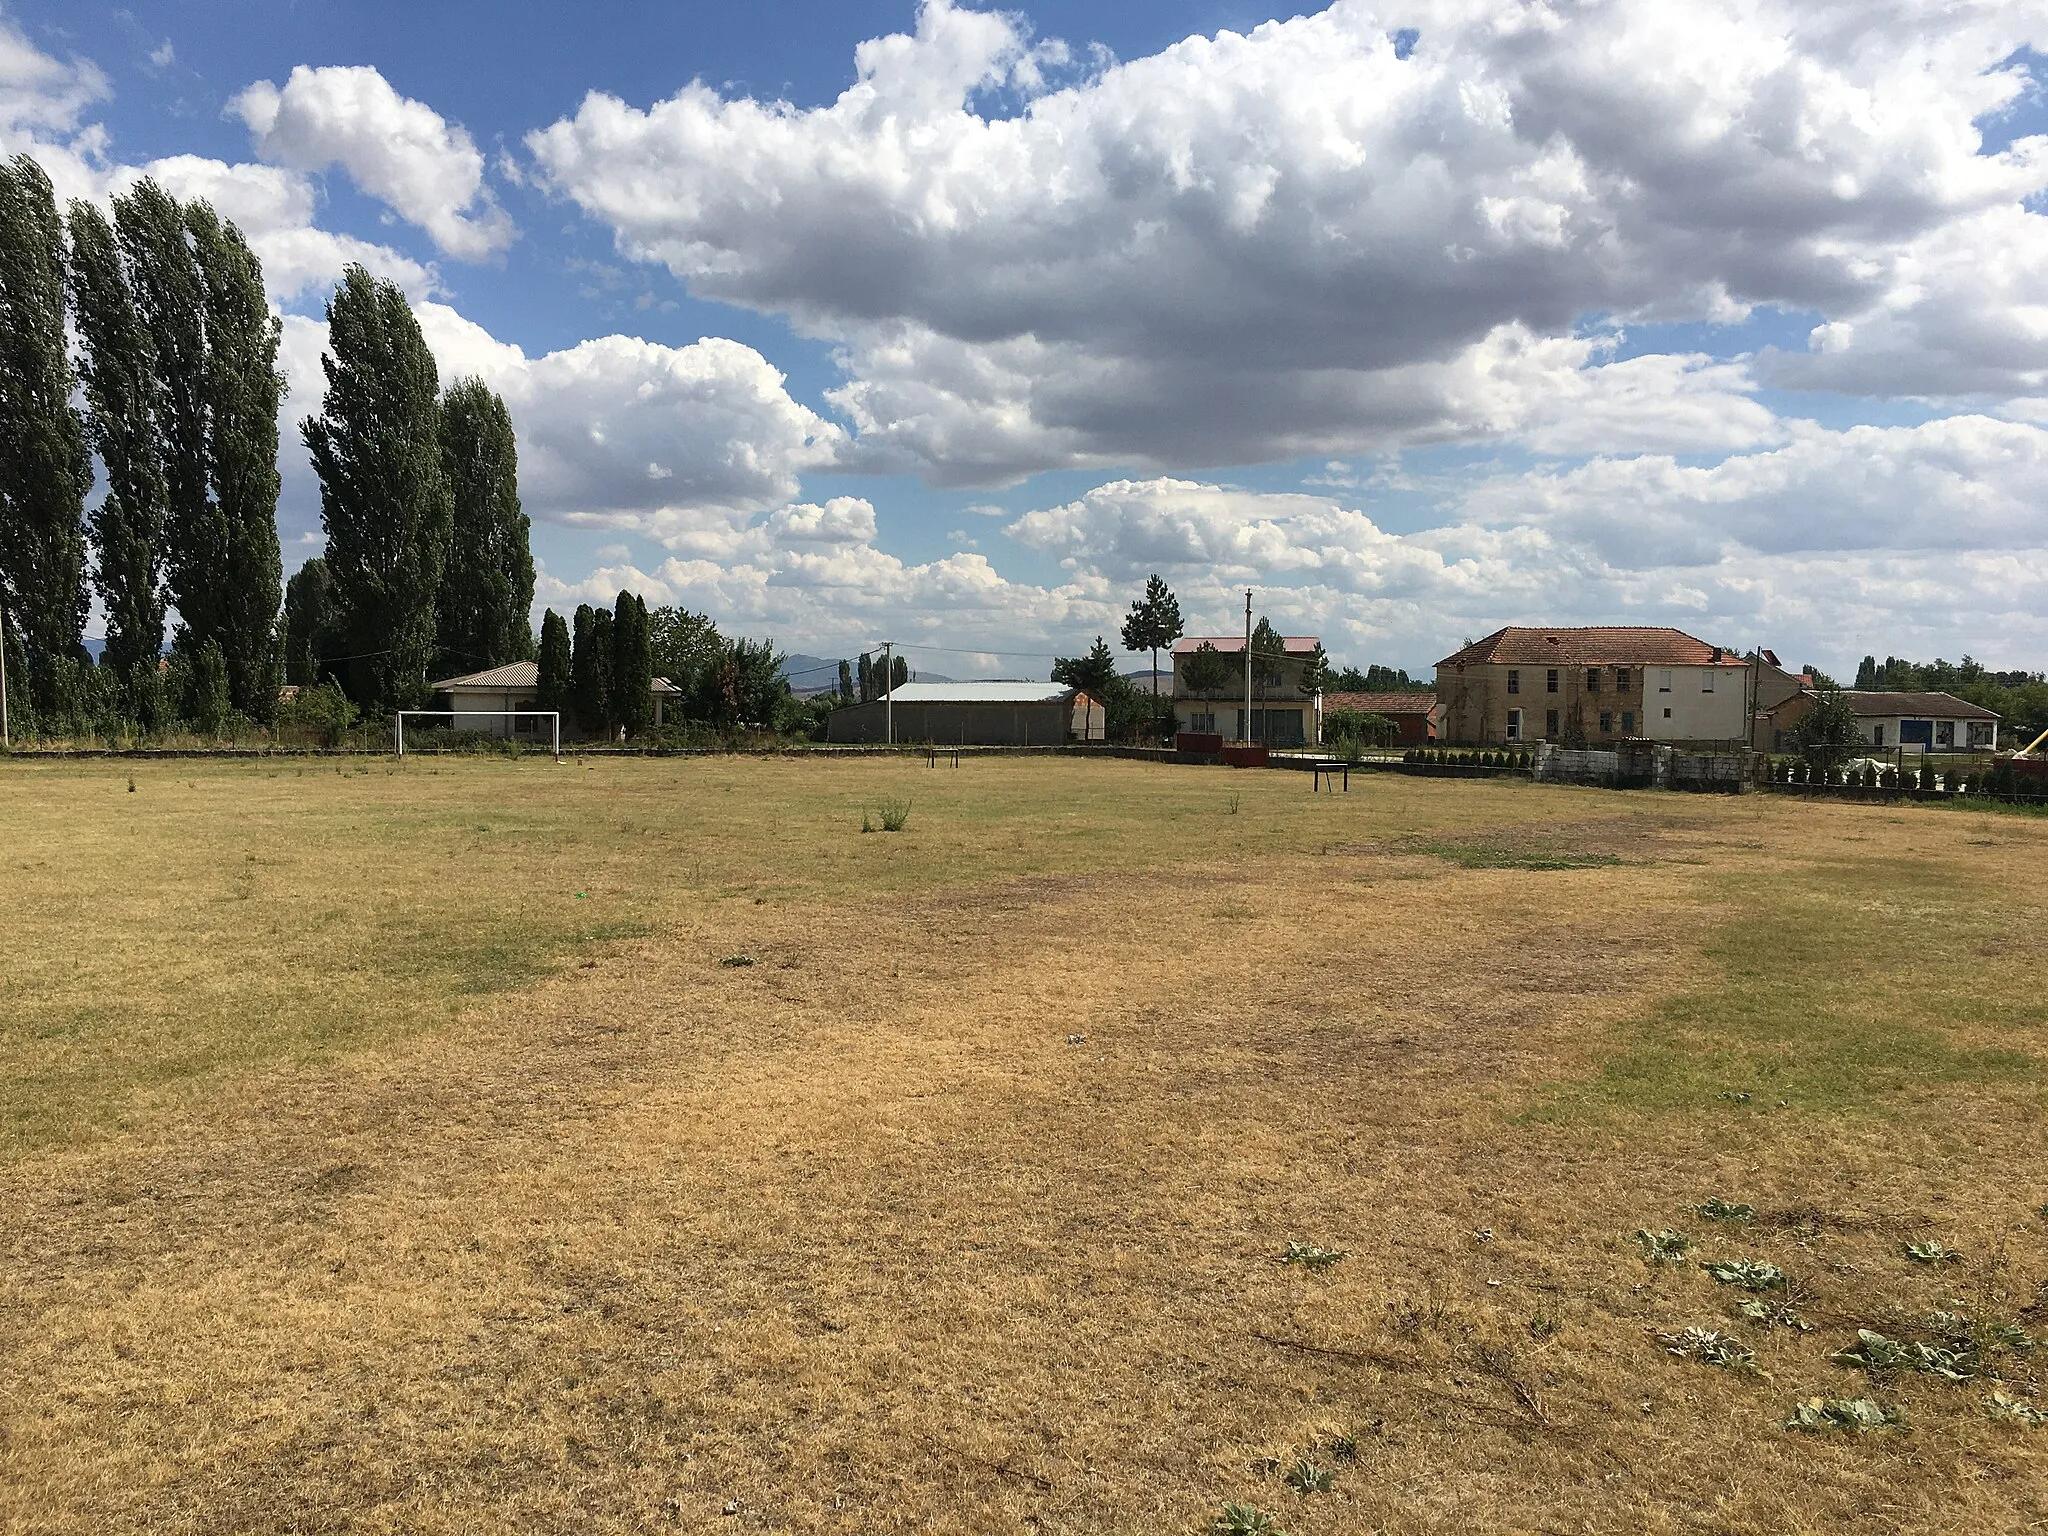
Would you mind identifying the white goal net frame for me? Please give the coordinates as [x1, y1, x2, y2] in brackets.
[394, 709, 561, 759]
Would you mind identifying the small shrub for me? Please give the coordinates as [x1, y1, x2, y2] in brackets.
[1212, 1504, 1289, 1536]
[719, 954, 755, 968]
[1785, 1396, 1901, 1433]
[878, 797, 912, 832]
[1695, 1197, 1756, 1223]
[1734, 1297, 1812, 1331]
[1704, 1258, 1785, 1291]
[1830, 1328, 1974, 1381]
[1527, 1309, 1561, 1339]
[1659, 1326, 1759, 1372]
[1280, 1241, 1346, 1270]
[1903, 1240, 1961, 1265]
[1282, 1460, 1333, 1495]
[1986, 1391, 2048, 1426]
[1635, 1228, 1692, 1264]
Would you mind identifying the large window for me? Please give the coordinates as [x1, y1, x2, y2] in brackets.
[1616, 668, 1632, 692]
[1506, 709, 1522, 741]
[1507, 669, 1520, 694]
[1586, 668, 1601, 692]
[1968, 721, 1996, 747]
[1621, 710, 1635, 734]
[1599, 711, 1613, 734]
[1546, 669, 1559, 693]
[1188, 711, 1216, 733]
[1545, 708, 1559, 738]
[1657, 669, 1672, 693]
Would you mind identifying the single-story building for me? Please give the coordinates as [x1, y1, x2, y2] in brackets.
[1763, 690, 1999, 753]
[428, 661, 682, 739]
[826, 681, 1105, 745]
[1171, 634, 1322, 747]
[1322, 690, 1438, 747]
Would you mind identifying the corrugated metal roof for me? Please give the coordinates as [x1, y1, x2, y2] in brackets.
[847, 681, 1075, 704]
[432, 661, 539, 689]
[1840, 690, 2000, 719]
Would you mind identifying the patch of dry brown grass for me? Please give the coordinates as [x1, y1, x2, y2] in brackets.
[3, 760, 2047, 1533]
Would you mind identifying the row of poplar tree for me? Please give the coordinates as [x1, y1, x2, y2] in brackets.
[0, 152, 533, 736]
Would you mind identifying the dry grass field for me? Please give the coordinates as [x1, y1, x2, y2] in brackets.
[3, 754, 2047, 1534]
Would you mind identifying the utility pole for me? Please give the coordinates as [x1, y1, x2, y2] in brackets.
[1242, 588, 1253, 745]
[0, 597, 9, 749]
[883, 641, 894, 746]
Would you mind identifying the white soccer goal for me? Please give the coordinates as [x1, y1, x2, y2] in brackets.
[394, 709, 560, 759]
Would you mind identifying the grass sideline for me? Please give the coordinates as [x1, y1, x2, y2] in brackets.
[3, 756, 2048, 1533]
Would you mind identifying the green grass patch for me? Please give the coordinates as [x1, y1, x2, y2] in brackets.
[1423, 842, 1624, 871]
[1531, 857, 2044, 1122]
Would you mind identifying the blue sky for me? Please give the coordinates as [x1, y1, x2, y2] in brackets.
[12, 1, 2048, 676]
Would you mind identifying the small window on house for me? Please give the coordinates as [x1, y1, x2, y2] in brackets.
[1616, 668, 1632, 692]
[1662, 707, 1672, 719]
[1586, 668, 1601, 692]
[1506, 708, 1522, 741]
[1936, 721, 1954, 747]
[1545, 708, 1559, 738]
[1621, 710, 1635, 734]
[1546, 669, 1559, 693]
[1872, 723, 1884, 747]
[1599, 711, 1613, 733]
[1657, 669, 1672, 693]
[1702, 670, 1715, 693]
[1507, 669, 1520, 694]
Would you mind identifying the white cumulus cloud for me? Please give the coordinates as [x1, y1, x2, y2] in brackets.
[234, 64, 514, 259]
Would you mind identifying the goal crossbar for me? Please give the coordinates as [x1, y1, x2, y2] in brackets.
[394, 709, 560, 759]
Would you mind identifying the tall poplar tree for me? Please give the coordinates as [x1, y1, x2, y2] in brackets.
[114, 181, 209, 665]
[303, 265, 451, 711]
[189, 203, 284, 719]
[570, 601, 613, 738]
[0, 155, 90, 717]
[536, 608, 571, 716]
[436, 376, 533, 673]
[610, 590, 653, 737]
[67, 200, 166, 698]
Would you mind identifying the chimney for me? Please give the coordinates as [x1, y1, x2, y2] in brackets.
[1711, 646, 1723, 662]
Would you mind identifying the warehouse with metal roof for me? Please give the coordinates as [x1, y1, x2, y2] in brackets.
[825, 681, 1105, 745]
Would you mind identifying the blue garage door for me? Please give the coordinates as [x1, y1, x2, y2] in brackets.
[1900, 720, 1933, 745]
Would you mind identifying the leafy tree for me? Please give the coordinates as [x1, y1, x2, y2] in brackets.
[647, 606, 722, 691]
[66, 199, 167, 701]
[891, 653, 908, 690]
[1119, 574, 1183, 694]
[282, 557, 339, 686]
[0, 155, 91, 718]
[571, 602, 613, 737]
[1053, 636, 1120, 696]
[276, 680, 358, 747]
[184, 636, 231, 737]
[855, 651, 873, 704]
[1298, 641, 1331, 698]
[1793, 682, 1862, 770]
[694, 635, 789, 730]
[536, 608, 572, 716]
[1179, 640, 1233, 697]
[188, 203, 284, 720]
[436, 377, 533, 673]
[302, 264, 450, 713]
[610, 590, 653, 737]
[837, 657, 853, 702]
[1249, 617, 1287, 695]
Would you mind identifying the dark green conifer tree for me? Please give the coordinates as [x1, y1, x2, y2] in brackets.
[303, 265, 451, 712]
[67, 200, 166, 703]
[570, 601, 613, 737]
[0, 155, 91, 718]
[610, 590, 653, 737]
[536, 608, 572, 717]
[436, 377, 533, 673]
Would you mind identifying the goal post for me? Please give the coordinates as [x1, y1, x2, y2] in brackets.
[394, 709, 560, 759]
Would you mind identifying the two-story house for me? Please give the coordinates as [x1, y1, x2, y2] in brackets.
[1435, 627, 1754, 747]
[1171, 634, 1321, 747]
